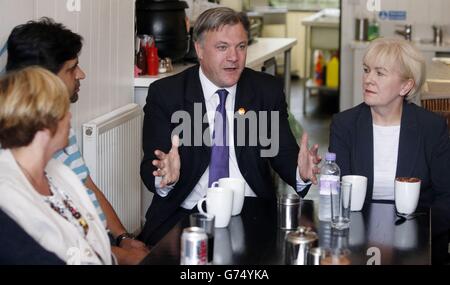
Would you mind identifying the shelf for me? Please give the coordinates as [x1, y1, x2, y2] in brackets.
[305, 79, 338, 91]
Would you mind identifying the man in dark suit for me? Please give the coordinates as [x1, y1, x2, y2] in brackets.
[139, 7, 321, 245]
[0, 209, 64, 265]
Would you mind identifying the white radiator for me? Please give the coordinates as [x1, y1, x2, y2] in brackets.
[82, 103, 142, 233]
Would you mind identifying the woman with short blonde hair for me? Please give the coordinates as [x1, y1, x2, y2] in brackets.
[0, 67, 69, 147]
[330, 37, 450, 264]
[363, 37, 426, 102]
[0, 67, 112, 264]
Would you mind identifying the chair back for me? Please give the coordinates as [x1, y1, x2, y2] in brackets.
[421, 79, 450, 136]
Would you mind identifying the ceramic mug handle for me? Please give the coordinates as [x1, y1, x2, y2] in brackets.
[197, 197, 208, 215]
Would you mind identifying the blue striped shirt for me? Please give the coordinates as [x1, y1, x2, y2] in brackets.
[53, 128, 107, 227]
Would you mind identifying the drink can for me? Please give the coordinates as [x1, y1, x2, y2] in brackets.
[180, 227, 208, 265]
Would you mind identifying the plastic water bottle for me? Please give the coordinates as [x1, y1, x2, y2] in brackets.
[319, 152, 340, 221]
[326, 54, 339, 88]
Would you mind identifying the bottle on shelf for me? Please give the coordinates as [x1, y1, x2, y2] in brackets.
[314, 50, 324, 86]
[146, 38, 159, 76]
[367, 15, 379, 41]
[319, 152, 340, 221]
[135, 35, 147, 75]
[326, 52, 339, 88]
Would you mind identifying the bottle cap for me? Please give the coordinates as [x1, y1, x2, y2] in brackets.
[325, 152, 336, 161]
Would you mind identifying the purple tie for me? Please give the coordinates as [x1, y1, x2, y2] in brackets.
[208, 89, 229, 187]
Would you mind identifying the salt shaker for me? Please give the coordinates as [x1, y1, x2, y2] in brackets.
[158, 59, 167, 74]
[165, 57, 173, 72]
[277, 193, 301, 229]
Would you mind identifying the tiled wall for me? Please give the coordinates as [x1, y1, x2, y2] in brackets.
[0, 0, 135, 145]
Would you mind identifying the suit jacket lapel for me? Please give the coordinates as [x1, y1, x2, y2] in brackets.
[184, 66, 211, 162]
[234, 69, 256, 161]
[354, 104, 375, 202]
[396, 102, 420, 178]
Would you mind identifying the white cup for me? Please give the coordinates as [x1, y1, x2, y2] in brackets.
[215, 178, 245, 216]
[197, 185, 233, 228]
[394, 177, 421, 215]
[342, 175, 367, 211]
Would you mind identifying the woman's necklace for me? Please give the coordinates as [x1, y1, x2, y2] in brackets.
[16, 159, 89, 236]
[16, 161, 50, 195]
[44, 180, 101, 262]
[45, 176, 90, 236]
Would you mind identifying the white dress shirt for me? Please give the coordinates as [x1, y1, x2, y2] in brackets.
[156, 67, 309, 209]
[372, 124, 400, 200]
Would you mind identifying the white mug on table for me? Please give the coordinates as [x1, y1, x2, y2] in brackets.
[342, 175, 367, 211]
[395, 177, 421, 215]
[197, 184, 233, 228]
[214, 178, 245, 216]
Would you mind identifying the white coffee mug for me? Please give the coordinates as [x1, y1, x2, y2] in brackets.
[394, 177, 421, 215]
[215, 178, 245, 216]
[197, 186, 233, 228]
[342, 175, 367, 211]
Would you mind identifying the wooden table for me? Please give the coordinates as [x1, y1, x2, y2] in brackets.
[140, 197, 430, 265]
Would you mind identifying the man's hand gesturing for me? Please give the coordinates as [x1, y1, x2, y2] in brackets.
[152, 135, 181, 187]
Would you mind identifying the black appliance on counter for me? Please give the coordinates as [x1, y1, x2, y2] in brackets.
[136, 0, 189, 61]
[183, 27, 198, 63]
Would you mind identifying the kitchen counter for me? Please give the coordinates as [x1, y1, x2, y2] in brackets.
[246, 37, 296, 72]
[432, 57, 450, 66]
[134, 37, 297, 88]
[427, 58, 450, 81]
[301, 8, 340, 28]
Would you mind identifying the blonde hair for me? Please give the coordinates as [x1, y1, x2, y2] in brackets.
[363, 37, 426, 101]
[0, 66, 70, 148]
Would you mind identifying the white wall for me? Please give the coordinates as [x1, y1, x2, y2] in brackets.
[0, 0, 135, 145]
[340, 0, 355, 112]
[340, 0, 450, 111]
